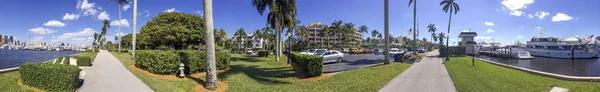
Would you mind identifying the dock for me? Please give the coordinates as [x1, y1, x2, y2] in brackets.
[478, 47, 514, 58]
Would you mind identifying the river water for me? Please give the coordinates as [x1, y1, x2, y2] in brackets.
[0, 50, 80, 69]
[477, 55, 600, 77]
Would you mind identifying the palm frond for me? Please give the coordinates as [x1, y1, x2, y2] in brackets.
[453, 3, 460, 14]
[408, 0, 414, 6]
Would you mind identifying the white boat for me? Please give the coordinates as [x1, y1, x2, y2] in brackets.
[495, 46, 534, 59]
[523, 36, 599, 59]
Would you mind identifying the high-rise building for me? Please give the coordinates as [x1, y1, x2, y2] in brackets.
[0, 34, 4, 45]
[3, 35, 8, 44]
[305, 22, 362, 48]
[9, 36, 14, 44]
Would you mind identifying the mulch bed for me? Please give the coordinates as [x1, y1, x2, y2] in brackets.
[297, 74, 335, 82]
[127, 65, 230, 81]
[17, 79, 46, 92]
[193, 81, 228, 92]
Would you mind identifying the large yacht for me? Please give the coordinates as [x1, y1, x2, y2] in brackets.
[524, 36, 599, 59]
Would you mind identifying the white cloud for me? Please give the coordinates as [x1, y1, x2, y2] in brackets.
[97, 11, 110, 20]
[475, 36, 494, 41]
[29, 27, 57, 35]
[164, 8, 178, 12]
[501, 0, 534, 16]
[551, 13, 573, 22]
[462, 30, 469, 32]
[517, 35, 524, 38]
[52, 28, 96, 45]
[43, 20, 65, 27]
[535, 26, 544, 32]
[527, 14, 534, 18]
[486, 29, 495, 33]
[63, 13, 80, 20]
[138, 10, 150, 17]
[77, 0, 100, 16]
[116, 32, 125, 36]
[533, 11, 550, 19]
[122, 4, 130, 11]
[32, 36, 44, 42]
[484, 22, 495, 26]
[196, 10, 204, 16]
[110, 19, 130, 27]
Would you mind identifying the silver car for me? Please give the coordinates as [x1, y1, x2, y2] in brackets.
[318, 50, 344, 63]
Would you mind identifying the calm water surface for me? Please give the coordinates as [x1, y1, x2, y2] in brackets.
[0, 50, 80, 69]
[478, 55, 600, 77]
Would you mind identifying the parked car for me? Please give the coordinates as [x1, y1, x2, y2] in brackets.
[317, 50, 344, 63]
[374, 49, 384, 55]
[363, 48, 375, 54]
[389, 48, 404, 55]
[341, 48, 350, 53]
[350, 48, 363, 54]
[245, 48, 254, 54]
[334, 48, 343, 52]
[417, 49, 427, 53]
[300, 49, 316, 55]
[313, 49, 328, 56]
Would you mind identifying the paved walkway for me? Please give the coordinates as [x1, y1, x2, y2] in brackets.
[78, 50, 154, 92]
[379, 50, 456, 92]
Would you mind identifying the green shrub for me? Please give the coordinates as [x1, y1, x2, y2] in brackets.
[290, 52, 323, 77]
[55, 57, 64, 64]
[19, 63, 79, 91]
[135, 50, 231, 74]
[440, 46, 466, 57]
[74, 56, 92, 66]
[63, 56, 70, 65]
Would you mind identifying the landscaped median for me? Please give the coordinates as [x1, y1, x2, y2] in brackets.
[112, 52, 412, 92]
[445, 57, 600, 92]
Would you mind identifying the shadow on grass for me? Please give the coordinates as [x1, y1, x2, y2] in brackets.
[217, 65, 295, 85]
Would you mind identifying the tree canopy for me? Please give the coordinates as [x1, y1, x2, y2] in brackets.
[138, 12, 204, 49]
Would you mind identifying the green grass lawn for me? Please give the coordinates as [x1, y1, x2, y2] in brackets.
[111, 52, 411, 92]
[0, 52, 98, 92]
[445, 57, 600, 92]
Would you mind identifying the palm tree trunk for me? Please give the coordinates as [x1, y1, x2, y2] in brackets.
[132, 0, 137, 60]
[275, 18, 280, 62]
[384, 0, 390, 64]
[445, 10, 452, 62]
[203, 0, 218, 90]
[412, 0, 417, 55]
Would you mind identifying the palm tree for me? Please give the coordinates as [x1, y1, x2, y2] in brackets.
[441, 0, 460, 61]
[110, 0, 129, 53]
[358, 25, 368, 47]
[330, 20, 343, 48]
[218, 28, 227, 46]
[93, 32, 99, 51]
[101, 20, 110, 49]
[234, 28, 247, 51]
[252, 0, 297, 62]
[295, 25, 309, 50]
[203, 0, 218, 89]
[322, 26, 330, 48]
[132, 0, 137, 60]
[371, 30, 379, 46]
[253, 29, 262, 49]
[384, 0, 390, 64]
[261, 26, 272, 50]
[427, 24, 437, 43]
[342, 22, 355, 47]
[409, 0, 417, 54]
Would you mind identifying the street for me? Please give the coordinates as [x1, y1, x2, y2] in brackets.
[322, 52, 426, 74]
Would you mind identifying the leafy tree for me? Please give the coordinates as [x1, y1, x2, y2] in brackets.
[441, 0, 459, 61]
[120, 34, 133, 48]
[139, 12, 204, 49]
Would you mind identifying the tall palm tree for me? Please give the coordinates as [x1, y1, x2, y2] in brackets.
[342, 22, 355, 47]
[234, 28, 247, 51]
[101, 20, 110, 49]
[261, 26, 272, 50]
[330, 20, 343, 48]
[202, 0, 218, 89]
[427, 24, 437, 43]
[358, 25, 368, 47]
[295, 25, 309, 50]
[322, 26, 330, 48]
[110, 0, 129, 53]
[252, 0, 297, 62]
[253, 29, 262, 49]
[384, 0, 390, 64]
[441, 0, 459, 61]
[218, 28, 227, 46]
[132, 0, 137, 60]
[409, 0, 417, 54]
[371, 30, 379, 46]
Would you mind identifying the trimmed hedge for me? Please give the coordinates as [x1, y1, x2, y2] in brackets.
[63, 56, 70, 65]
[257, 51, 268, 57]
[290, 52, 323, 77]
[135, 50, 231, 75]
[440, 46, 466, 57]
[55, 57, 64, 64]
[19, 63, 79, 91]
[74, 56, 92, 66]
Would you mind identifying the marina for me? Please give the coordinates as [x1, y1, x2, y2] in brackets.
[476, 55, 600, 76]
[0, 49, 80, 69]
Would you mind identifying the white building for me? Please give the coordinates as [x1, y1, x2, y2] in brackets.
[458, 32, 478, 55]
[232, 34, 265, 49]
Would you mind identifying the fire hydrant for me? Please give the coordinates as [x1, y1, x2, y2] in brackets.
[179, 63, 185, 78]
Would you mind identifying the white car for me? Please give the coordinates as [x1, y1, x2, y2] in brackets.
[318, 50, 344, 63]
[300, 49, 316, 55]
[245, 48, 254, 54]
[389, 48, 404, 55]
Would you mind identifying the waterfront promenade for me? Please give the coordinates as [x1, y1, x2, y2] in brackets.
[78, 50, 153, 92]
[379, 50, 457, 92]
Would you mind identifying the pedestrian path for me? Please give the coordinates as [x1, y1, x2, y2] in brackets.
[78, 50, 154, 92]
[379, 50, 456, 92]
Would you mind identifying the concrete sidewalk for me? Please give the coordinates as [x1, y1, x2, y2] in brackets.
[78, 50, 154, 92]
[379, 50, 456, 92]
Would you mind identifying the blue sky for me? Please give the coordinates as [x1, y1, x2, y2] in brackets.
[1, 0, 598, 46]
